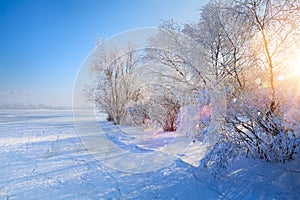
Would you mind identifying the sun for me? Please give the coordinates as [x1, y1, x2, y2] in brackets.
[277, 49, 300, 89]
[286, 49, 300, 94]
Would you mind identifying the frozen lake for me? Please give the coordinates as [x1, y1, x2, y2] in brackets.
[0, 110, 299, 199]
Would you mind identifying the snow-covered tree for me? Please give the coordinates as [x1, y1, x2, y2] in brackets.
[220, 0, 300, 162]
[88, 42, 142, 125]
[183, 0, 253, 94]
[236, 0, 300, 112]
[147, 21, 208, 104]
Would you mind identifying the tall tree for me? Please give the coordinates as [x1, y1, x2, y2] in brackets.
[88, 42, 141, 125]
[183, 0, 253, 93]
[236, 0, 300, 112]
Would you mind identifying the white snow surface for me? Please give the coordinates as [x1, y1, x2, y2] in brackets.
[0, 110, 299, 199]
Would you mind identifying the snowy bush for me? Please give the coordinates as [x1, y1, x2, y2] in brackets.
[125, 102, 150, 128]
[125, 84, 180, 131]
[225, 93, 299, 163]
[148, 91, 180, 131]
[199, 136, 242, 178]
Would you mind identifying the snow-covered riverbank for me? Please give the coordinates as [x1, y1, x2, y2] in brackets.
[1, 110, 299, 199]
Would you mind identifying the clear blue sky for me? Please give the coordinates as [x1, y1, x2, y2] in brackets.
[0, 0, 208, 107]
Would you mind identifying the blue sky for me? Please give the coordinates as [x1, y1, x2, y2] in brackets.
[0, 0, 208, 107]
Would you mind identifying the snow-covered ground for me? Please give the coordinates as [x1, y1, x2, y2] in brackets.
[0, 110, 299, 199]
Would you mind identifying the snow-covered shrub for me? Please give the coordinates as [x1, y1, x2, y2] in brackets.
[225, 93, 299, 163]
[125, 102, 150, 128]
[279, 85, 300, 138]
[199, 135, 242, 177]
[147, 87, 180, 131]
[125, 84, 180, 131]
[268, 129, 298, 162]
